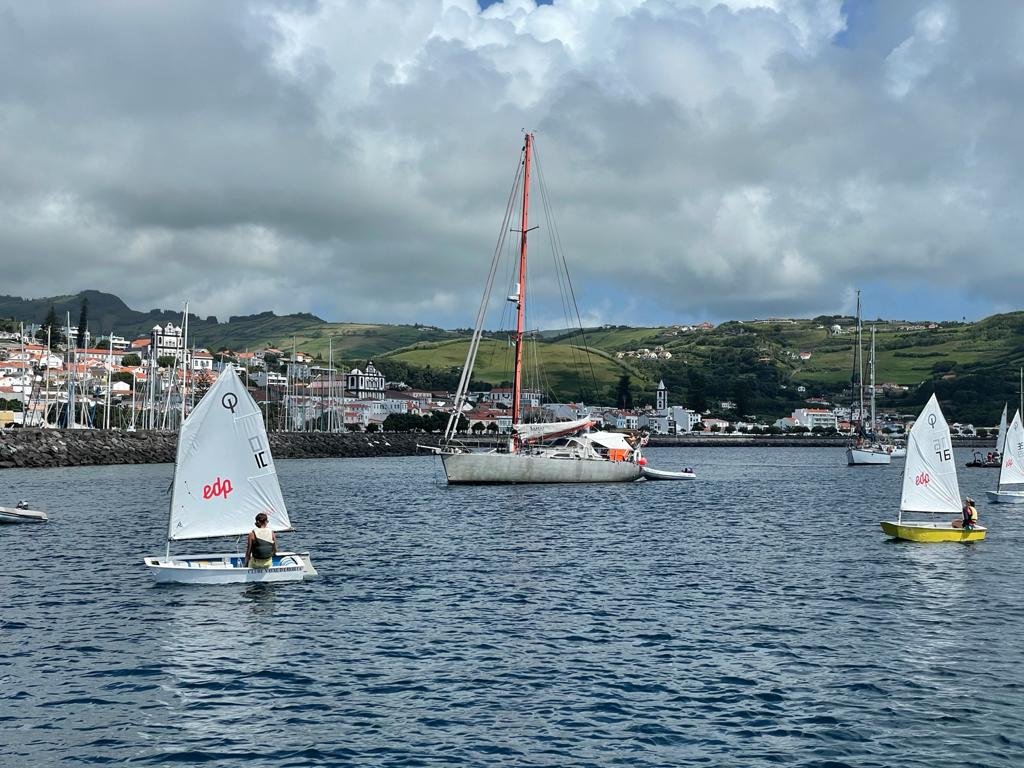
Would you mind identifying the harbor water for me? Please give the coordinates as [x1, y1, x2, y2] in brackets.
[2, 447, 1023, 766]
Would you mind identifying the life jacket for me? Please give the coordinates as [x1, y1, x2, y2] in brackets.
[251, 528, 275, 559]
[963, 505, 978, 527]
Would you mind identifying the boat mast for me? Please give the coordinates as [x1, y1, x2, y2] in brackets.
[869, 325, 876, 436]
[855, 290, 864, 436]
[511, 132, 532, 427]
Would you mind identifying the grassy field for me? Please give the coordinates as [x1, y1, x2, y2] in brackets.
[384, 337, 635, 400]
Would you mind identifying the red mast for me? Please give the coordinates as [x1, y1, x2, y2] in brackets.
[511, 133, 532, 427]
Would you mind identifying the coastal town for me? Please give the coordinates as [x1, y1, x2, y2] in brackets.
[0, 320, 991, 438]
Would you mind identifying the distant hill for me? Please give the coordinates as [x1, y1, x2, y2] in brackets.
[2, 290, 1023, 423]
[0, 290, 459, 361]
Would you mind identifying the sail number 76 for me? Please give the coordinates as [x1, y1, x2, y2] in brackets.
[933, 438, 951, 462]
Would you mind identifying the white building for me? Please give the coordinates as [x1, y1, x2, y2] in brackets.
[252, 370, 287, 388]
[191, 349, 214, 371]
[152, 323, 187, 365]
[346, 361, 385, 401]
[791, 408, 838, 430]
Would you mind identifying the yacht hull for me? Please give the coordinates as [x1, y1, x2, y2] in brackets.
[442, 452, 642, 484]
[847, 447, 891, 465]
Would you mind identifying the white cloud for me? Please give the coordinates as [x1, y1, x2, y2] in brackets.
[0, 0, 1021, 328]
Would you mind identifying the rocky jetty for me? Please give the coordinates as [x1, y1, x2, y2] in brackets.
[0, 429, 445, 470]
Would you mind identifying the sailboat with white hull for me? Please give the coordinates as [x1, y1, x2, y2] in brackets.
[143, 365, 317, 584]
[880, 394, 986, 543]
[437, 134, 643, 485]
[847, 295, 890, 466]
[986, 408, 1024, 503]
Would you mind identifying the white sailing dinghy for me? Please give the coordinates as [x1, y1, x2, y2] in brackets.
[880, 394, 986, 543]
[986, 408, 1024, 503]
[143, 365, 317, 584]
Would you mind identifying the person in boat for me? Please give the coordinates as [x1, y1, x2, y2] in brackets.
[245, 512, 276, 568]
[952, 497, 979, 530]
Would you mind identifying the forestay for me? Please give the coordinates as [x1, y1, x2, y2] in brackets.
[998, 409, 1024, 487]
[168, 365, 291, 541]
[900, 394, 960, 515]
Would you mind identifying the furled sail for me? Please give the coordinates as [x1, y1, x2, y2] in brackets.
[900, 394, 960, 515]
[167, 365, 291, 541]
[514, 417, 595, 443]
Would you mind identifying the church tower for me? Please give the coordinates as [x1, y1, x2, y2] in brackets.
[656, 380, 667, 414]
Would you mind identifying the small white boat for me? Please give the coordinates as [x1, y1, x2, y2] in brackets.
[880, 394, 986, 543]
[985, 408, 1024, 504]
[0, 503, 47, 523]
[884, 443, 907, 459]
[847, 444, 892, 465]
[641, 466, 696, 480]
[143, 365, 317, 585]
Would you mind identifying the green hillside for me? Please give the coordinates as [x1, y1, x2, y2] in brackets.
[383, 337, 638, 403]
[3, 290, 1024, 423]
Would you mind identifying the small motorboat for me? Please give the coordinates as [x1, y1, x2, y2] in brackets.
[965, 451, 1001, 468]
[0, 501, 48, 523]
[641, 466, 696, 481]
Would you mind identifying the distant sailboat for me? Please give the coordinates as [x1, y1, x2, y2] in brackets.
[847, 294, 889, 466]
[143, 365, 317, 584]
[986, 409, 1024, 503]
[880, 394, 986, 542]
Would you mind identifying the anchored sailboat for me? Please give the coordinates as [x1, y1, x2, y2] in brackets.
[846, 294, 889, 465]
[143, 365, 317, 584]
[436, 134, 643, 485]
[880, 393, 986, 542]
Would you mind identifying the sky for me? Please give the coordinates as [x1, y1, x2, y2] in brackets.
[1, 0, 1021, 328]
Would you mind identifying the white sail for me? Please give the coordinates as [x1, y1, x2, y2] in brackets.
[900, 394, 960, 515]
[997, 409, 1024, 487]
[996, 404, 1009, 455]
[514, 417, 595, 443]
[167, 365, 291, 541]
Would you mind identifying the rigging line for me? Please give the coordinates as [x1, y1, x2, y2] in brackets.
[444, 145, 524, 440]
[533, 143, 601, 404]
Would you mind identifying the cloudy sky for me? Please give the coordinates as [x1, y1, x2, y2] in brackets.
[1, 0, 1021, 327]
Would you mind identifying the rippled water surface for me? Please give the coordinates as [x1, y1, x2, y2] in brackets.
[3, 447, 1023, 766]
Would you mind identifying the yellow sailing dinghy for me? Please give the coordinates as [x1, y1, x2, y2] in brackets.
[880, 393, 986, 543]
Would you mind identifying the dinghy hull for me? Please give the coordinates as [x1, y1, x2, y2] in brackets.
[442, 451, 642, 484]
[880, 521, 986, 543]
[985, 490, 1024, 503]
[0, 505, 48, 523]
[640, 466, 696, 480]
[143, 552, 317, 585]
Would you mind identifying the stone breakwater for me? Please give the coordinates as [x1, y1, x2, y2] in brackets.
[0, 429, 446, 470]
[0, 430, 990, 470]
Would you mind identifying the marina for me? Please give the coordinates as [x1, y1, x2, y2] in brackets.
[2, 447, 1021, 766]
